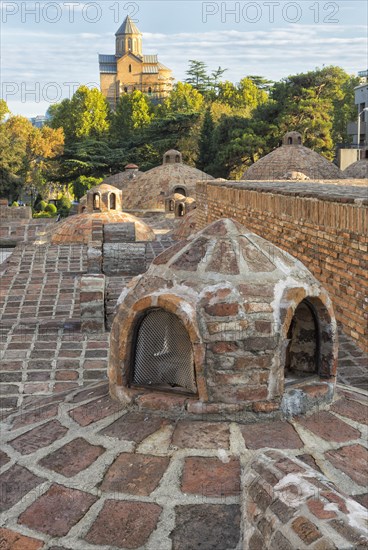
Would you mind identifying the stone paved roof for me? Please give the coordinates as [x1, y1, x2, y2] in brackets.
[0, 382, 367, 549]
[102, 169, 144, 190]
[344, 159, 368, 179]
[51, 212, 155, 244]
[243, 144, 344, 180]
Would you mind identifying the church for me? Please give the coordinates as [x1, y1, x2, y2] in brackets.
[99, 16, 174, 109]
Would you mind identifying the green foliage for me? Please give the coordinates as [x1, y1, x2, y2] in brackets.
[160, 82, 204, 115]
[11, 201, 19, 207]
[110, 91, 153, 145]
[35, 200, 48, 212]
[33, 211, 52, 218]
[45, 203, 57, 214]
[197, 108, 215, 172]
[48, 86, 110, 142]
[0, 100, 10, 122]
[73, 175, 103, 200]
[57, 196, 72, 218]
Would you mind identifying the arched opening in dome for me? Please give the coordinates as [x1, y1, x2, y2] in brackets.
[109, 193, 116, 210]
[288, 137, 293, 145]
[93, 193, 100, 210]
[169, 200, 174, 211]
[298, 136, 302, 144]
[174, 186, 186, 196]
[176, 203, 185, 217]
[175, 155, 180, 163]
[124, 87, 128, 93]
[131, 308, 197, 394]
[284, 297, 333, 383]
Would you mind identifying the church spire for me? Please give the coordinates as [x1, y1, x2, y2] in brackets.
[115, 16, 142, 58]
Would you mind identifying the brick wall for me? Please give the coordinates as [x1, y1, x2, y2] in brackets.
[196, 181, 368, 351]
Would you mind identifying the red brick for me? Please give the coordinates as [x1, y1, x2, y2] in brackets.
[331, 398, 368, 425]
[137, 393, 187, 412]
[204, 302, 239, 316]
[100, 453, 169, 496]
[321, 491, 349, 514]
[241, 421, 303, 450]
[69, 395, 123, 426]
[298, 411, 360, 443]
[0, 465, 45, 512]
[181, 457, 240, 497]
[85, 500, 162, 548]
[325, 444, 368, 486]
[0, 528, 44, 550]
[10, 420, 68, 455]
[292, 516, 322, 545]
[100, 412, 168, 443]
[39, 437, 105, 477]
[307, 498, 337, 519]
[172, 421, 230, 449]
[210, 341, 239, 353]
[19, 484, 97, 536]
[55, 370, 78, 381]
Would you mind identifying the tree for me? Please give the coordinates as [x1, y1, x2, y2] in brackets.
[160, 82, 204, 115]
[197, 108, 215, 172]
[0, 99, 10, 122]
[110, 90, 153, 144]
[48, 86, 110, 142]
[73, 175, 103, 200]
[185, 60, 209, 93]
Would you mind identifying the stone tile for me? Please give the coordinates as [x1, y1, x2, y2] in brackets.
[10, 420, 68, 455]
[325, 444, 368, 486]
[69, 383, 109, 403]
[296, 453, 323, 473]
[241, 421, 303, 449]
[181, 457, 240, 497]
[0, 449, 10, 468]
[0, 528, 44, 550]
[171, 504, 240, 550]
[353, 493, 368, 509]
[100, 452, 169, 496]
[0, 464, 45, 512]
[100, 412, 167, 443]
[172, 421, 230, 449]
[19, 483, 98, 537]
[298, 411, 361, 442]
[69, 395, 123, 426]
[39, 438, 105, 477]
[84, 500, 162, 549]
[12, 403, 59, 429]
[330, 398, 368, 425]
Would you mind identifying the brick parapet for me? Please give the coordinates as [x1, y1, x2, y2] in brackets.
[196, 181, 368, 350]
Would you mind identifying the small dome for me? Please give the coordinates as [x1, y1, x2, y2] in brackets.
[243, 135, 343, 180]
[51, 211, 155, 244]
[344, 159, 368, 179]
[125, 163, 139, 170]
[109, 218, 338, 416]
[163, 149, 183, 165]
[171, 209, 198, 240]
[282, 131, 303, 146]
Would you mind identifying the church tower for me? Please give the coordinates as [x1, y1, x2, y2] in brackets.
[115, 16, 142, 58]
[99, 15, 173, 109]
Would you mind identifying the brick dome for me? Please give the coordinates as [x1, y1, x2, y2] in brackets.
[344, 159, 368, 179]
[171, 209, 198, 240]
[243, 133, 344, 180]
[51, 211, 155, 244]
[103, 165, 143, 190]
[115, 151, 213, 210]
[109, 218, 338, 419]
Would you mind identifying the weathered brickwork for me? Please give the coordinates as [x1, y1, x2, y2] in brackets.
[196, 181, 368, 350]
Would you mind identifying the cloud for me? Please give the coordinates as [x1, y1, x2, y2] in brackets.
[1, 24, 366, 116]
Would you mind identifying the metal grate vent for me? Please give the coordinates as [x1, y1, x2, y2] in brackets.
[132, 308, 197, 394]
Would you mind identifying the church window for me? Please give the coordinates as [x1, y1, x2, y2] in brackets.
[128, 38, 132, 50]
[148, 87, 152, 94]
[129, 64, 132, 73]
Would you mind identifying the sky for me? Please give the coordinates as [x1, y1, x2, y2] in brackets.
[1, 0, 367, 117]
